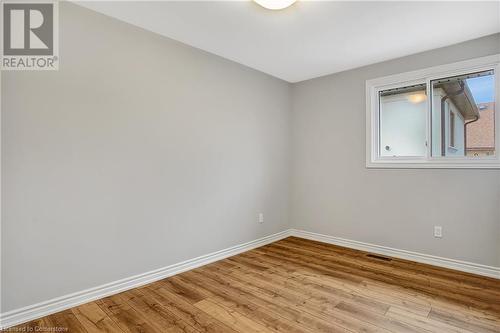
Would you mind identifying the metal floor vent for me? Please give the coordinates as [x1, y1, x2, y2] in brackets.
[366, 254, 392, 261]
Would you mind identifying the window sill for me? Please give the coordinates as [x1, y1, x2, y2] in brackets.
[366, 160, 500, 169]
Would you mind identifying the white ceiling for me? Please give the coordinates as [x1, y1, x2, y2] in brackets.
[77, 1, 500, 83]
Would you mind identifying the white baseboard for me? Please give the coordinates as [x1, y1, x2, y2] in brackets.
[0, 229, 292, 329]
[290, 229, 500, 279]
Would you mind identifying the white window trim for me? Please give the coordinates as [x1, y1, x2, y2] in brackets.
[366, 54, 500, 169]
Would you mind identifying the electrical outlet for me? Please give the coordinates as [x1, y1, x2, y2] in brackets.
[434, 226, 442, 238]
[258, 213, 264, 224]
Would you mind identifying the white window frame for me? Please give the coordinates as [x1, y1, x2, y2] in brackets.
[366, 54, 500, 169]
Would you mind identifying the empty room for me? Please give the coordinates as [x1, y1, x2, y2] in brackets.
[1, 0, 500, 332]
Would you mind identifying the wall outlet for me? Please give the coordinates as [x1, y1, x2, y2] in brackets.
[258, 213, 264, 224]
[434, 226, 442, 238]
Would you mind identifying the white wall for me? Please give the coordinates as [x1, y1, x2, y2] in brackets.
[1, 2, 290, 312]
[291, 33, 500, 267]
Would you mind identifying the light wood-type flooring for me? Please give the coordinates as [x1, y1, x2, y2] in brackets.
[6, 237, 500, 333]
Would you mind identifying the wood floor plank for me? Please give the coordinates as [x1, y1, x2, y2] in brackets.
[72, 301, 125, 333]
[334, 301, 428, 333]
[5, 237, 499, 333]
[385, 306, 477, 333]
[4, 316, 59, 333]
[194, 298, 274, 333]
[142, 285, 238, 333]
[428, 307, 500, 333]
[159, 277, 208, 304]
[121, 288, 200, 333]
[97, 294, 161, 333]
[50, 309, 89, 333]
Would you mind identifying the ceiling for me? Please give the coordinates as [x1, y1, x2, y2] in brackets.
[76, 1, 500, 83]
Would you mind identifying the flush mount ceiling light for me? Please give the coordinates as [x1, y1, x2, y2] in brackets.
[254, 0, 297, 10]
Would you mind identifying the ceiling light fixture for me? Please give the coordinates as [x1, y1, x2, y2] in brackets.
[254, 0, 297, 10]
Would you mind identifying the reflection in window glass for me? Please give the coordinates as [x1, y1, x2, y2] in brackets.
[379, 84, 427, 157]
[449, 111, 456, 148]
[431, 70, 495, 157]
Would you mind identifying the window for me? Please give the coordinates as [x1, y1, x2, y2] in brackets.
[366, 55, 500, 168]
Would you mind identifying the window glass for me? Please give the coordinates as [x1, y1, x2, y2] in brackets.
[379, 84, 427, 157]
[431, 70, 495, 157]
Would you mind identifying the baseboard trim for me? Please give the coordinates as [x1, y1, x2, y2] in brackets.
[0, 229, 292, 329]
[290, 229, 500, 279]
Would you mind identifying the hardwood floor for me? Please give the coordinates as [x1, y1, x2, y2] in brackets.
[6, 237, 500, 333]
